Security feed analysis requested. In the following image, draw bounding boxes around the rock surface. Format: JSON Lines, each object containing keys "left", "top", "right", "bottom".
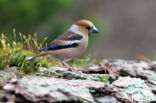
{"left": 0, "top": 59, "right": 156, "bottom": 103}
{"left": 112, "top": 76, "right": 156, "bottom": 103}
{"left": 3, "top": 77, "right": 106, "bottom": 103}
{"left": 0, "top": 66, "right": 20, "bottom": 79}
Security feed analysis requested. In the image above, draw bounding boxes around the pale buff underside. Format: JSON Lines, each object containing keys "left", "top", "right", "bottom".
{"left": 49, "top": 25, "right": 89, "bottom": 61}
{"left": 48, "top": 36, "right": 88, "bottom": 61}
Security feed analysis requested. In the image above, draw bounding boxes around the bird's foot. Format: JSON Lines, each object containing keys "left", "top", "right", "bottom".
{"left": 62, "top": 62, "right": 75, "bottom": 71}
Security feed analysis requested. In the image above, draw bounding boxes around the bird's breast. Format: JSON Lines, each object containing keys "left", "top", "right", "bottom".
{"left": 49, "top": 37, "right": 88, "bottom": 61}
{"left": 77, "top": 37, "right": 88, "bottom": 53}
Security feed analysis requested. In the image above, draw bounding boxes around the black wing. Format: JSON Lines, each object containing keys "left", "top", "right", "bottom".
{"left": 36, "top": 31, "right": 83, "bottom": 53}
{"left": 36, "top": 42, "right": 79, "bottom": 53}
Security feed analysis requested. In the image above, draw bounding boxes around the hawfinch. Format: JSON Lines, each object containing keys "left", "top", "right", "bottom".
{"left": 27, "top": 20, "right": 99, "bottom": 69}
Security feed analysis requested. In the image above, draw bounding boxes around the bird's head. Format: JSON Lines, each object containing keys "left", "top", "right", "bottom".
{"left": 69, "top": 20, "right": 99, "bottom": 35}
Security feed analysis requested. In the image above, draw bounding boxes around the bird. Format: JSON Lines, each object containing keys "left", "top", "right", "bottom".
{"left": 27, "top": 20, "right": 99, "bottom": 70}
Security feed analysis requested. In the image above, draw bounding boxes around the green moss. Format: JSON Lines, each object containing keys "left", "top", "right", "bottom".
{"left": 0, "top": 32, "right": 61, "bottom": 75}
{"left": 38, "top": 68, "right": 117, "bottom": 82}
{"left": 100, "top": 75, "right": 109, "bottom": 83}
{"left": 69, "top": 54, "right": 100, "bottom": 68}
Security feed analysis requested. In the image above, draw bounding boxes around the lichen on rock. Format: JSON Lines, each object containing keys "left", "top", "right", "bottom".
{"left": 3, "top": 76, "right": 106, "bottom": 103}
{"left": 0, "top": 59, "right": 156, "bottom": 103}
{"left": 112, "top": 76, "right": 156, "bottom": 102}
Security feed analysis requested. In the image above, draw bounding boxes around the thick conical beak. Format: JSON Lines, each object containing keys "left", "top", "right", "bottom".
{"left": 90, "top": 26, "right": 99, "bottom": 34}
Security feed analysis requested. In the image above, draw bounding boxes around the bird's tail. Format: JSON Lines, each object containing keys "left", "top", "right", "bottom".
{"left": 26, "top": 51, "right": 49, "bottom": 60}
{"left": 26, "top": 56, "right": 37, "bottom": 60}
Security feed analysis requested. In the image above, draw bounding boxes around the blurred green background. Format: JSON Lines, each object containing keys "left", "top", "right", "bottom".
{"left": 0, "top": 0, "right": 75, "bottom": 41}
{"left": 1, "top": 0, "right": 156, "bottom": 59}
{"left": 0, "top": 0, "right": 104, "bottom": 51}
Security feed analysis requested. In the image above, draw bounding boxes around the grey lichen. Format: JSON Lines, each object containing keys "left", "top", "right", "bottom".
{"left": 11, "top": 76, "right": 106, "bottom": 103}
{"left": 112, "top": 76, "right": 156, "bottom": 102}
{"left": 38, "top": 67, "right": 117, "bottom": 83}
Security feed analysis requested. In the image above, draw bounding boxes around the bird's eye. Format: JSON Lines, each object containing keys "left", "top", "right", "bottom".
{"left": 86, "top": 26, "right": 93, "bottom": 30}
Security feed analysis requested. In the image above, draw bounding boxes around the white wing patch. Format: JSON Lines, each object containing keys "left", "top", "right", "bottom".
{"left": 66, "top": 40, "right": 80, "bottom": 45}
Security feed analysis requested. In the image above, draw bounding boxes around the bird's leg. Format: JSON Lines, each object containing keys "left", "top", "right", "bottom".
{"left": 62, "top": 61, "right": 74, "bottom": 71}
